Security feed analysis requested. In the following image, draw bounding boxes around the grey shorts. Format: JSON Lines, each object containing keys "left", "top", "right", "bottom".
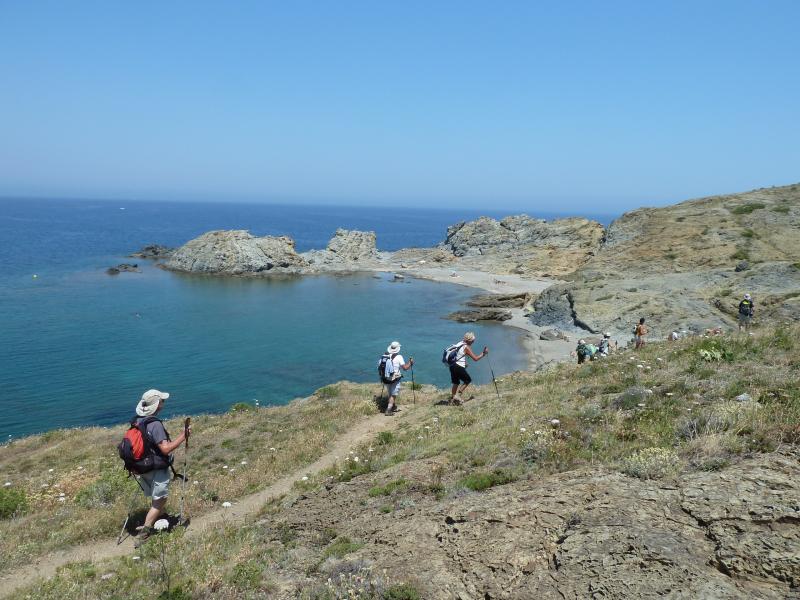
{"left": 387, "top": 379, "right": 401, "bottom": 397}
{"left": 738, "top": 313, "right": 752, "bottom": 324}
{"left": 137, "top": 468, "right": 171, "bottom": 500}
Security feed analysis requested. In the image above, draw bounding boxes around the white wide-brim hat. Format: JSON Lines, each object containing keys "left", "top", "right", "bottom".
{"left": 136, "top": 389, "right": 170, "bottom": 417}
{"left": 386, "top": 341, "right": 401, "bottom": 354}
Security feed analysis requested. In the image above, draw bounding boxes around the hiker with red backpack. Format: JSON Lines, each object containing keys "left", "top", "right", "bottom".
{"left": 119, "top": 389, "right": 191, "bottom": 547}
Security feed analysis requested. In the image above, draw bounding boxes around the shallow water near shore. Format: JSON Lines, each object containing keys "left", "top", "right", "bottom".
{"left": 0, "top": 199, "right": 618, "bottom": 438}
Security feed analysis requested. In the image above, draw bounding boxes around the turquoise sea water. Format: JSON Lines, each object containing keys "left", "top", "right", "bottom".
{"left": 0, "top": 199, "right": 613, "bottom": 438}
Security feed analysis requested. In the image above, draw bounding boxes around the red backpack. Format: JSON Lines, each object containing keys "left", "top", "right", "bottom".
{"left": 117, "top": 416, "right": 170, "bottom": 474}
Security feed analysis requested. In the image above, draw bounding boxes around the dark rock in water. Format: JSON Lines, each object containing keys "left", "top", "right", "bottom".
{"left": 106, "top": 263, "right": 141, "bottom": 275}
{"left": 735, "top": 260, "right": 750, "bottom": 272}
{"left": 447, "top": 308, "right": 512, "bottom": 322}
{"left": 467, "top": 292, "right": 531, "bottom": 309}
{"left": 130, "top": 244, "right": 175, "bottom": 259}
{"left": 393, "top": 274, "right": 405, "bottom": 280}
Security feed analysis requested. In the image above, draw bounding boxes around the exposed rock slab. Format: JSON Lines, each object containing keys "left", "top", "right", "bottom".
{"left": 268, "top": 451, "right": 799, "bottom": 599}
{"left": 302, "top": 229, "right": 379, "bottom": 270}
{"left": 447, "top": 308, "right": 512, "bottom": 322}
{"left": 129, "top": 244, "right": 174, "bottom": 259}
{"left": 165, "top": 230, "right": 308, "bottom": 275}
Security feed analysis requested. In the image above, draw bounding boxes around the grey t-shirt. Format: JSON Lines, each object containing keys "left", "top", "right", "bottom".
{"left": 135, "top": 417, "right": 169, "bottom": 451}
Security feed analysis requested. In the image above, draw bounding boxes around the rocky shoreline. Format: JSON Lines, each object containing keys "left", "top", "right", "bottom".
{"left": 132, "top": 183, "right": 800, "bottom": 368}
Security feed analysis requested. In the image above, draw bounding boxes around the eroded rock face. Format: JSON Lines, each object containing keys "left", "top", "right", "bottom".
{"left": 440, "top": 215, "right": 605, "bottom": 276}
{"left": 165, "top": 230, "right": 308, "bottom": 275}
{"left": 303, "top": 229, "right": 379, "bottom": 269}
{"left": 446, "top": 308, "right": 512, "bottom": 322}
{"left": 266, "top": 451, "right": 799, "bottom": 599}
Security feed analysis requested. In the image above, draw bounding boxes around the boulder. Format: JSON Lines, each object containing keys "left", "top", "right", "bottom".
{"left": 130, "top": 244, "right": 174, "bottom": 259}
{"left": 302, "top": 229, "right": 379, "bottom": 270}
{"left": 466, "top": 292, "right": 530, "bottom": 309}
{"left": 165, "top": 230, "right": 308, "bottom": 275}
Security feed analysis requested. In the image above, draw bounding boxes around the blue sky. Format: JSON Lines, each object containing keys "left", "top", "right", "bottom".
{"left": 0, "top": 1, "right": 798, "bottom": 212}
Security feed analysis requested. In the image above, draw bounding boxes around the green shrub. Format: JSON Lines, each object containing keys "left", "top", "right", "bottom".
{"left": 376, "top": 431, "right": 395, "bottom": 446}
{"left": 384, "top": 584, "right": 422, "bottom": 600}
{"left": 696, "top": 339, "right": 734, "bottom": 362}
{"left": 74, "top": 467, "right": 130, "bottom": 508}
{"left": 741, "top": 228, "right": 755, "bottom": 238}
{"left": 730, "top": 203, "right": 765, "bottom": 215}
{"left": 368, "top": 478, "right": 407, "bottom": 497}
{"left": 316, "top": 385, "right": 340, "bottom": 399}
{"left": 460, "top": 469, "right": 517, "bottom": 491}
{"left": 321, "top": 536, "right": 363, "bottom": 560}
{"left": 621, "top": 447, "right": 680, "bottom": 479}
{"left": 730, "top": 248, "right": 750, "bottom": 261}
{"left": 0, "top": 486, "right": 28, "bottom": 519}
{"left": 772, "top": 206, "right": 790, "bottom": 214}
{"left": 408, "top": 382, "right": 423, "bottom": 391}
{"left": 227, "top": 559, "right": 263, "bottom": 590}
{"left": 229, "top": 402, "right": 254, "bottom": 412}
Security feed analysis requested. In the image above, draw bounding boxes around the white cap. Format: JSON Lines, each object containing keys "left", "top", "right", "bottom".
{"left": 744, "top": 293, "right": 751, "bottom": 300}
{"left": 386, "top": 341, "right": 401, "bottom": 354}
{"left": 136, "top": 389, "right": 170, "bottom": 417}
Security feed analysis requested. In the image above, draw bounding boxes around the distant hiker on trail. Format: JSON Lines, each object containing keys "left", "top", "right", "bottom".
{"left": 126, "top": 389, "right": 191, "bottom": 547}
{"left": 634, "top": 318, "right": 648, "bottom": 350}
{"left": 574, "top": 339, "right": 590, "bottom": 364}
{"left": 738, "top": 293, "right": 755, "bottom": 332}
{"left": 598, "top": 333, "right": 614, "bottom": 357}
{"left": 378, "top": 341, "right": 414, "bottom": 416}
{"left": 443, "top": 332, "right": 488, "bottom": 405}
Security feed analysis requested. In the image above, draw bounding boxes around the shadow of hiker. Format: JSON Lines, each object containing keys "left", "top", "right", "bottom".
{"left": 122, "top": 509, "right": 189, "bottom": 538}
{"left": 373, "top": 393, "right": 389, "bottom": 413}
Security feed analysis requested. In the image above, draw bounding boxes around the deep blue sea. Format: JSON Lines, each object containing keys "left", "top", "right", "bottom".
{"left": 0, "top": 199, "right": 613, "bottom": 438}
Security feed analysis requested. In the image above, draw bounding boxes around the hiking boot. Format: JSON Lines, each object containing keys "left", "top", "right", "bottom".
{"left": 384, "top": 410, "right": 394, "bottom": 416}
{"left": 391, "top": 405, "right": 400, "bottom": 412}
{"left": 134, "top": 525, "right": 153, "bottom": 548}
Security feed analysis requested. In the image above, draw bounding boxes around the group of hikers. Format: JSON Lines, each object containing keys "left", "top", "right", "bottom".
{"left": 122, "top": 293, "right": 757, "bottom": 548}
{"left": 377, "top": 331, "right": 489, "bottom": 415}
{"left": 573, "top": 293, "right": 755, "bottom": 364}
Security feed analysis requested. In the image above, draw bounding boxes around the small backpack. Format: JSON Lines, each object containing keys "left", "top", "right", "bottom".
{"left": 117, "top": 416, "right": 171, "bottom": 474}
{"left": 378, "top": 353, "right": 400, "bottom": 384}
{"left": 442, "top": 342, "right": 465, "bottom": 366}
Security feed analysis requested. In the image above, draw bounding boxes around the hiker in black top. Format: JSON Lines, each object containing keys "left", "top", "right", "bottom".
{"left": 738, "top": 293, "right": 754, "bottom": 332}
{"left": 132, "top": 389, "right": 190, "bottom": 547}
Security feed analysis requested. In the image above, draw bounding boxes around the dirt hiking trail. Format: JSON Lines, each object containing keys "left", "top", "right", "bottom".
{"left": 0, "top": 413, "right": 398, "bottom": 599}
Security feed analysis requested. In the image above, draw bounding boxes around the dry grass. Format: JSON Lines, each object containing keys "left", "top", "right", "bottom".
{"left": 0, "top": 382, "right": 376, "bottom": 573}
{"left": 6, "top": 324, "right": 800, "bottom": 599}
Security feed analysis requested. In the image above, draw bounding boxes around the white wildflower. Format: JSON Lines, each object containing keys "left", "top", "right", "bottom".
{"left": 3, "top": 482, "right": 10, "bottom": 487}
{"left": 666, "top": 393, "right": 674, "bottom": 397}
{"left": 301, "top": 476, "right": 309, "bottom": 481}
{"left": 48, "top": 468, "right": 54, "bottom": 473}
{"left": 656, "top": 358, "right": 663, "bottom": 362}
{"left": 646, "top": 366, "right": 652, "bottom": 370}
{"left": 424, "top": 426, "right": 431, "bottom": 430}
{"left": 132, "top": 556, "right": 141, "bottom": 561}
{"left": 534, "top": 430, "right": 543, "bottom": 435}
{"left": 41, "top": 483, "right": 49, "bottom": 488}
{"left": 240, "top": 461, "right": 247, "bottom": 465}
{"left": 354, "top": 457, "right": 359, "bottom": 463}
{"left": 223, "top": 465, "right": 228, "bottom": 470}
{"left": 153, "top": 519, "right": 169, "bottom": 531}
{"left": 222, "top": 501, "right": 232, "bottom": 508}
{"left": 636, "top": 364, "right": 644, "bottom": 369}
{"left": 368, "top": 447, "right": 374, "bottom": 453}
{"left": 520, "top": 427, "right": 527, "bottom": 432}
{"left": 57, "top": 497, "right": 65, "bottom": 502}
{"left": 270, "top": 447, "right": 276, "bottom": 451}
{"left": 550, "top": 419, "right": 560, "bottom": 426}
{"left": 637, "top": 403, "right": 646, "bottom": 408}
{"left": 193, "top": 480, "right": 199, "bottom": 485}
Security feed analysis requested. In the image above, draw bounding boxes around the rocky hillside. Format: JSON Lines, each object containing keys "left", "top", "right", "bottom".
{"left": 531, "top": 183, "right": 800, "bottom": 338}
{"left": 4, "top": 325, "right": 799, "bottom": 599}
{"left": 440, "top": 215, "right": 604, "bottom": 277}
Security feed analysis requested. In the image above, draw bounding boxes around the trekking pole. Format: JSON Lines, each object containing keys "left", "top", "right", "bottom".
{"left": 487, "top": 355, "right": 501, "bottom": 401}
{"left": 410, "top": 362, "right": 416, "bottom": 405}
{"left": 179, "top": 417, "right": 190, "bottom": 523}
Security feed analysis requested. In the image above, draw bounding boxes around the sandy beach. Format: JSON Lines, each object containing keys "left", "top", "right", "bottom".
{"left": 386, "top": 264, "right": 577, "bottom": 370}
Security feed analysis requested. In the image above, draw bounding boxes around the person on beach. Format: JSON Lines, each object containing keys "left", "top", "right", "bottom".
{"left": 574, "top": 339, "right": 590, "bottom": 364}
{"left": 381, "top": 341, "right": 414, "bottom": 416}
{"left": 634, "top": 318, "right": 648, "bottom": 350}
{"left": 445, "top": 332, "right": 488, "bottom": 404}
{"left": 131, "top": 389, "right": 191, "bottom": 547}
{"left": 738, "top": 293, "right": 755, "bottom": 332}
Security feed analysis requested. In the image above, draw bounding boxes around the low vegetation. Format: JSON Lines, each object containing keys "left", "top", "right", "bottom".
{"left": 5, "top": 324, "right": 799, "bottom": 598}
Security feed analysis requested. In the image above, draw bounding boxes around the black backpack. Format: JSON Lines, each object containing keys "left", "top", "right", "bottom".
{"left": 378, "top": 353, "right": 400, "bottom": 384}
{"left": 442, "top": 342, "right": 464, "bottom": 366}
{"left": 117, "top": 416, "right": 172, "bottom": 475}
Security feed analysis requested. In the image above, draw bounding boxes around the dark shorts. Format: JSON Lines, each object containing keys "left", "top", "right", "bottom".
{"left": 449, "top": 364, "right": 471, "bottom": 385}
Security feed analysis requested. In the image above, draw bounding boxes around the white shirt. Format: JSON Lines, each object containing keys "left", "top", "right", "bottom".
{"left": 391, "top": 354, "right": 405, "bottom": 374}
